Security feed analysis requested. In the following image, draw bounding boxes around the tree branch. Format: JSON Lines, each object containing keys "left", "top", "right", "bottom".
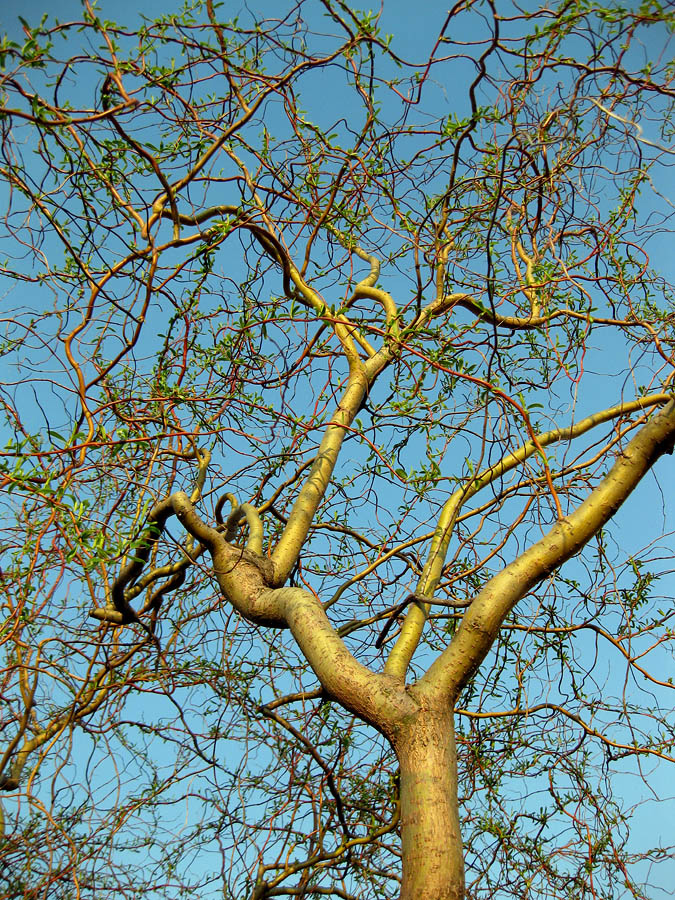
{"left": 420, "top": 399, "right": 675, "bottom": 702}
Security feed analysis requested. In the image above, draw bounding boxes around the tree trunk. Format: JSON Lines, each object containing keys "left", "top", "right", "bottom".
{"left": 394, "top": 709, "right": 465, "bottom": 900}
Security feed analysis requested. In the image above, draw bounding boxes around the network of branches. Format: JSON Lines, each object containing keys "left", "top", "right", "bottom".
{"left": 0, "top": 1, "right": 674, "bottom": 898}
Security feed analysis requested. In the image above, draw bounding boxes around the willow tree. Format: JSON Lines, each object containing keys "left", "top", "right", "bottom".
{"left": 1, "top": 1, "right": 674, "bottom": 898}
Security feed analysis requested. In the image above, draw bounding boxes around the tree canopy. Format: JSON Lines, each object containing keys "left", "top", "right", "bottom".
{"left": 1, "top": 1, "right": 675, "bottom": 898}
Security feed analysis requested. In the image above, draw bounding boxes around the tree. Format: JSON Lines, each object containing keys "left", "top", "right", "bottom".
{"left": 1, "top": 0, "right": 674, "bottom": 897}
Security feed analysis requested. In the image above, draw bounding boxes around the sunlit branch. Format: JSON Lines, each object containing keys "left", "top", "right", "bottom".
{"left": 385, "top": 392, "right": 673, "bottom": 678}
{"left": 220, "top": 493, "right": 264, "bottom": 555}
{"left": 421, "top": 399, "right": 675, "bottom": 702}
{"left": 169, "top": 494, "right": 417, "bottom": 729}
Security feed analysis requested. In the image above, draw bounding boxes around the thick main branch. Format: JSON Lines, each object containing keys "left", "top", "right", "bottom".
{"left": 421, "top": 399, "right": 675, "bottom": 703}
{"left": 170, "top": 493, "right": 415, "bottom": 730}
{"left": 385, "top": 392, "right": 672, "bottom": 678}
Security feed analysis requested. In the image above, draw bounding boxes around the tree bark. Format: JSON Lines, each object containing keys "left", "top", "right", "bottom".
{"left": 393, "top": 708, "right": 465, "bottom": 900}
